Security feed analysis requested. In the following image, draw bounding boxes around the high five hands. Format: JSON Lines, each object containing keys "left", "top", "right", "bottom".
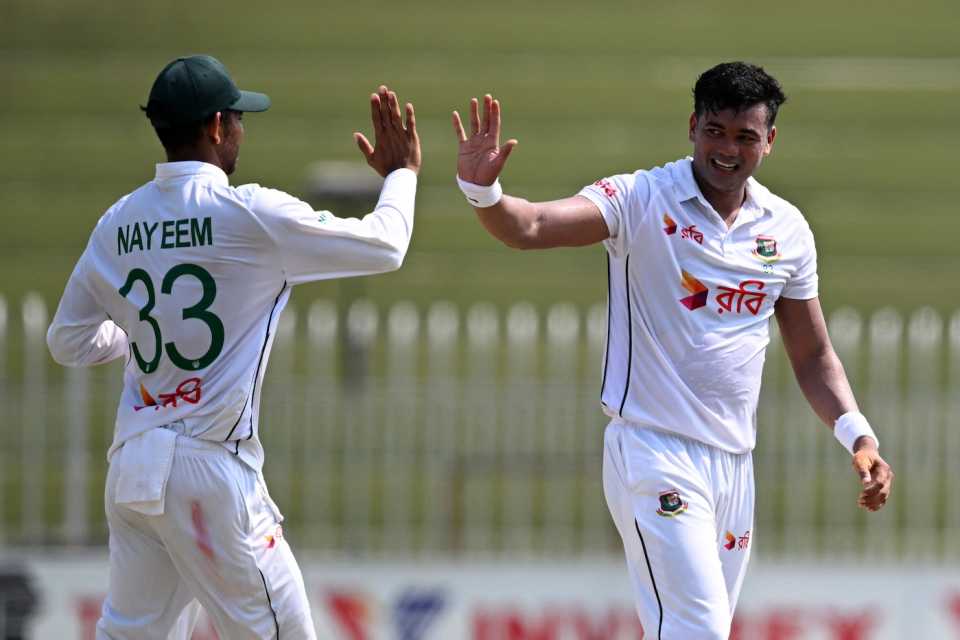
{"left": 453, "top": 94, "right": 518, "bottom": 186}
{"left": 355, "top": 85, "right": 421, "bottom": 177}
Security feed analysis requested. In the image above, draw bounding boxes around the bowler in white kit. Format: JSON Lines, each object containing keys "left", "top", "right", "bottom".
{"left": 47, "top": 55, "right": 421, "bottom": 639}
{"left": 451, "top": 62, "right": 894, "bottom": 638}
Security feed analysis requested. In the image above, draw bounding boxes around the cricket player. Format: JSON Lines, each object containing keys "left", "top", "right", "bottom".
{"left": 452, "top": 62, "right": 893, "bottom": 638}
{"left": 47, "top": 55, "right": 421, "bottom": 639}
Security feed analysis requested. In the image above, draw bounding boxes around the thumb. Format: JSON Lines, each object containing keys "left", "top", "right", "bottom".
{"left": 853, "top": 454, "right": 873, "bottom": 485}
{"left": 497, "top": 139, "right": 518, "bottom": 168}
{"left": 354, "top": 132, "right": 375, "bottom": 160}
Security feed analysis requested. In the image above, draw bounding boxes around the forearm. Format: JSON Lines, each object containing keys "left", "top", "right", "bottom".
{"left": 47, "top": 318, "right": 127, "bottom": 367}
{"left": 791, "top": 347, "right": 859, "bottom": 427}
{"left": 473, "top": 194, "right": 540, "bottom": 249}
{"left": 358, "top": 167, "right": 418, "bottom": 263}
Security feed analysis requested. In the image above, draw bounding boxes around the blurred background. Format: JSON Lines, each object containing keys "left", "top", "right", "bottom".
{"left": 2, "top": 0, "right": 959, "bottom": 637}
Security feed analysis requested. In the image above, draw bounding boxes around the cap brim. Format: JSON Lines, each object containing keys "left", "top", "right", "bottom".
{"left": 230, "top": 90, "right": 271, "bottom": 113}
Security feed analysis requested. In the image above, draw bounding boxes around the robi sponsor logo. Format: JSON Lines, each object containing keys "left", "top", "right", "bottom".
{"left": 678, "top": 272, "right": 769, "bottom": 316}
{"left": 134, "top": 377, "right": 203, "bottom": 411}
{"left": 679, "top": 271, "right": 708, "bottom": 310}
{"left": 663, "top": 213, "right": 678, "bottom": 235}
{"left": 716, "top": 280, "right": 767, "bottom": 316}
{"left": 679, "top": 224, "right": 704, "bottom": 245}
{"left": 723, "top": 530, "right": 751, "bottom": 551}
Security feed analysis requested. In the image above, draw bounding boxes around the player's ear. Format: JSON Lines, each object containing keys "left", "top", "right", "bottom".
{"left": 207, "top": 112, "right": 224, "bottom": 145}
{"left": 764, "top": 125, "right": 777, "bottom": 156}
{"left": 688, "top": 112, "right": 697, "bottom": 142}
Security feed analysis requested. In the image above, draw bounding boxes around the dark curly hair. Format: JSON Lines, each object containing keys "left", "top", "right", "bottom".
{"left": 693, "top": 62, "right": 787, "bottom": 128}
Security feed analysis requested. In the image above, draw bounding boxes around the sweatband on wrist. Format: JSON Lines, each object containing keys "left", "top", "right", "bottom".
{"left": 834, "top": 411, "right": 878, "bottom": 454}
{"left": 457, "top": 176, "right": 503, "bottom": 208}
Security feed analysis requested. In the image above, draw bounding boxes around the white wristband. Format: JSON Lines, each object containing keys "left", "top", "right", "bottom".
{"left": 834, "top": 411, "right": 878, "bottom": 455}
{"left": 457, "top": 176, "right": 503, "bottom": 208}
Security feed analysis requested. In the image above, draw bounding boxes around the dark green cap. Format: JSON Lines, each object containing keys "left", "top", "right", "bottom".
{"left": 143, "top": 55, "right": 270, "bottom": 128}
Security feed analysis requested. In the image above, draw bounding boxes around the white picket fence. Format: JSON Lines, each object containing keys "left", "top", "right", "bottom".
{"left": 1, "top": 293, "right": 958, "bottom": 562}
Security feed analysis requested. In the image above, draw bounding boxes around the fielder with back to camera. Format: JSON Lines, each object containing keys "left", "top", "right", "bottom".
{"left": 452, "top": 61, "right": 894, "bottom": 639}
{"left": 47, "top": 55, "right": 421, "bottom": 639}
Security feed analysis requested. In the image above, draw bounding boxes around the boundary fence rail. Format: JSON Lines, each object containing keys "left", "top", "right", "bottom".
{"left": 1, "top": 293, "right": 957, "bottom": 561}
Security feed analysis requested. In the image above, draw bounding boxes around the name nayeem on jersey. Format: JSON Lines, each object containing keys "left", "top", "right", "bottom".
{"left": 117, "top": 216, "right": 213, "bottom": 256}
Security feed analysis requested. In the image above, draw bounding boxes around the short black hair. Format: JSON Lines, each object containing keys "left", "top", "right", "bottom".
{"left": 693, "top": 62, "right": 787, "bottom": 128}
{"left": 150, "top": 110, "right": 239, "bottom": 153}
{"left": 153, "top": 118, "right": 209, "bottom": 153}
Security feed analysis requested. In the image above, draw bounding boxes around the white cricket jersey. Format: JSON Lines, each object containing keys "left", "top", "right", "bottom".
{"left": 48, "top": 161, "right": 417, "bottom": 471}
{"left": 579, "top": 157, "right": 818, "bottom": 453}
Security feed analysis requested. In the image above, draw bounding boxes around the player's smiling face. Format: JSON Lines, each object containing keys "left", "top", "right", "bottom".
{"left": 688, "top": 104, "right": 775, "bottom": 196}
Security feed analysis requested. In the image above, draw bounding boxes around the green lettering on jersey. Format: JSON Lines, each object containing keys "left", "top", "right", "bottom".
{"left": 190, "top": 217, "right": 213, "bottom": 247}
{"left": 161, "top": 220, "right": 175, "bottom": 248}
{"left": 117, "top": 224, "right": 130, "bottom": 256}
{"left": 129, "top": 223, "right": 144, "bottom": 252}
{"left": 175, "top": 219, "right": 190, "bottom": 247}
{"left": 144, "top": 221, "right": 159, "bottom": 250}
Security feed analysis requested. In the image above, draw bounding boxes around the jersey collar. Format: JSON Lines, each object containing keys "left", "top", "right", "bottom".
{"left": 154, "top": 161, "right": 229, "bottom": 186}
{"left": 672, "top": 157, "right": 771, "bottom": 226}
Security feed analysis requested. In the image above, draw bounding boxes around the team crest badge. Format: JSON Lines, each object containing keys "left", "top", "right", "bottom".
{"left": 752, "top": 235, "right": 782, "bottom": 263}
{"left": 656, "top": 490, "right": 688, "bottom": 517}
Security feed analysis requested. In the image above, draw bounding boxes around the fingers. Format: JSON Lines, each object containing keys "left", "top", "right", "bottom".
{"left": 859, "top": 487, "right": 889, "bottom": 511}
{"left": 452, "top": 111, "right": 467, "bottom": 143}
{"left": 852, "top": 454, "right": 873, "bottom": 485}
{"left": 469, "top": 98, "right": 480, "bottom": 136}
{"left": 387, "top": 89, "right": 404, "bottom": 132}
{"left": 482, "top": 94, "right": 493, "bottom": 135}
{"left": 405, "top": 102, "right": 418, "bottom": 140}
{"left": 369, "top": 92, "right": 384, "bottom": 138}
{"left": 354, "top": 132, "right": 375, "bottom": 161}
{"left": 489, "top": 97, "right": 502, "bottom": 143}
{"left": 378, "top": 85, "right": 393, "bottom": 134}
{"left": 855, "top": 455, "right": 894, "bottom": 512}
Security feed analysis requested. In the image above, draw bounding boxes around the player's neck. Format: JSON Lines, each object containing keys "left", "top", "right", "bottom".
{"left": 692, "top": 171, "right": 747, "bottom": 228}
{"left": 165, "top": 146, "right": 224, "bottom": 171}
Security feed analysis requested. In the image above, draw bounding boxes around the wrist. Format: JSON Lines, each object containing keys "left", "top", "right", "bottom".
{"left": 457, "top": 175, "right": 503, "bottom": 208}
{"left": 834, "top": 411, "right": 879, "bottom": 455}
{"left": 852, "top": 435, "right": 878, "bottom": 453}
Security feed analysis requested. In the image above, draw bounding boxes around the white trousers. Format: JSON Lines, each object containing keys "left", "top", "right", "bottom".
{"left": 97, "top": 435, "right": 316, "bottom": 640}
{"left": 603, "top": 420, "right": 754, "bottom": 640}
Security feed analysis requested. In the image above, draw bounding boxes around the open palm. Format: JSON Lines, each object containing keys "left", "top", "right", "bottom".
{"left": 453, "top": 94, "right": 517, "bottom": 186}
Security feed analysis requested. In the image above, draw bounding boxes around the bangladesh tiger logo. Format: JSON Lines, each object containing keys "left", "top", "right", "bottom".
{"left": 752, "top": 235, "right": 782, "bottom": 263}
{"left": 656, "top": 490, "right": 688, "bottom": 517}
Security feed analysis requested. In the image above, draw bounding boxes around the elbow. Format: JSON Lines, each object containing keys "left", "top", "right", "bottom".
{"left": 499, "top": 226, "right": 540, "bottom": 251}
{"left": 499, "top": 211, "right": 544, "bottom": 250}
{"left": 46, "top": 325, "right": 78, "bottom": 367}
{"left": 378, "top": 244, "right": 408, "bottom": 272}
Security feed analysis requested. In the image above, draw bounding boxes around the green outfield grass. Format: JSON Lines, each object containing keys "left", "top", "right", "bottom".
{"left": 1, "top": 0, "right": 959, "bottom": 552}
{"left": 3, "top": 0, "right": 960, "bottom": 316}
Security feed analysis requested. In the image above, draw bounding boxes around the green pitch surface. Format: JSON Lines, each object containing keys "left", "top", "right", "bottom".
{"left": 3, "top": 0, "right": 960, "bottom": 314}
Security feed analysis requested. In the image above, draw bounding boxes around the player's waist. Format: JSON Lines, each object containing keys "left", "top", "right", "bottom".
{"left": 158, "top": 420, "right": 232, "bottom": 454}
{"left": 602, "top": 406, "right": 754, "bottom": 455}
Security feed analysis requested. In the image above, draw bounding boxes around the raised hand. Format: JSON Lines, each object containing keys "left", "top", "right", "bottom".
{"left": 453, "top": 94, "right": 518, "bottom": 186}
{"left": 355, "top": 85, "right": 421, "bottom": 177}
